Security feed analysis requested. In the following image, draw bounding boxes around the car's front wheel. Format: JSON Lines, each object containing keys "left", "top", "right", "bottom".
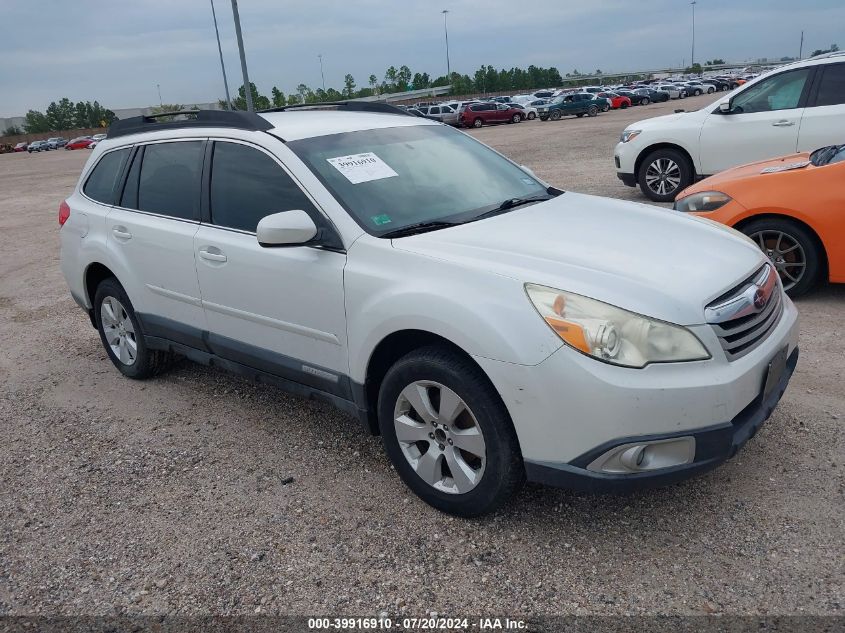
{"left": 601, "top": 104, "right": 610, "bottom": 112}
{"left": 637, "top": 148, "right": 692, "bottom": 202}
{"left": 511, "top": 113, "right": 522, "bottom": 123}
{"left": 378, "top": 346, "right": 524, "bottom": 517}
{"left": 94, "top": 278, "right": 172, "bottom": 379}
{"left": 587, "top": 105, "right": 599, "bottom": 117}
{"left": 473, "top": 118, "right": 483, "bottom": 128}
{"left": 641, "top": 97, "right": 650, "bottom": 105}
{"left": 550, "top": 110, "right": 561, "bottom": 121}
{"left": 527, "top": 112, "right": 536, "bottom": 120}
{"left": 741, "top": 218, "right": 821, "bottom": 297}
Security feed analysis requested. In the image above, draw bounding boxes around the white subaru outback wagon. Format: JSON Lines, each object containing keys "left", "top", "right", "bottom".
{"left": 60, "top": 104, "right": 799, "bottom": 516}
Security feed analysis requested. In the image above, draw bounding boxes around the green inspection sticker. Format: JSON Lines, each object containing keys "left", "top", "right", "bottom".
{"left": 371, "top": 214, "right": 392, "bottom": 226}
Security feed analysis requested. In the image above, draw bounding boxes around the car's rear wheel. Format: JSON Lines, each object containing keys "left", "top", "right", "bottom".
{"left": 576, "top": 113, "right": 584, "bottom": 118}
{"left": 94, "top": 278, "right": 172, "bottom": 379}
{"left": 602, "top": 104, "right": 610, "bottom": 112}
{"left": 527, "top": 112, "right": 536, "bottom": 120}
{"left": 588, "top": 105, "right": 599, "bottom": 117}
{"left": 741, "top": 219, "right": 821, "bottom": 297}
{"left": 550, "top": 110, "right": 561, "bottom": 121}
{"left": 511, "top": 113, "right": 522, "bottom": 123}
{"left": 620, "top": 101, "right": 628, "bottom": 109}
{"left": 473, "top": 118, "right": 483, "bottom": 128}
{"left": 637, "top": 148, "right": 692, "bottom": 202}
{"left": 679, "top": 91, "right": 687, "bottom": 99}
{"left": 378, "top": 345, "right": 524, "bottom": 517}
{"left": 641, "top": 97, "right": 650, "bottom": 105}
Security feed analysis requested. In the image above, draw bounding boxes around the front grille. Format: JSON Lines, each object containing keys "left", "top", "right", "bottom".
{"left": 706, "top": 265, "right": 783, "bottom": 361}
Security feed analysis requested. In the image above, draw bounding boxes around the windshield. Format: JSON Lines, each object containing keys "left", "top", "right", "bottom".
{"left": 287, "top": 124, "right": 549, "bottom": 236}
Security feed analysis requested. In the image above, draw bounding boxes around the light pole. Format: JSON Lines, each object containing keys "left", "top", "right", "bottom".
{"left": 230, "top": 0, "right": 254, "bottom": 111}
{"left": 690, "top": 1, "right": 697, "bottom": 72}
{"left": 442, "top": 10, "right": 451, "bottom": 79}
{"left": 156, "top": 84, "right": 163, "bottom": 107}
{"left": 210, "top": 0, "right": 232, "bottom": 109}
{"left": 318, "top": 54, "right": 326, "bottom": 91}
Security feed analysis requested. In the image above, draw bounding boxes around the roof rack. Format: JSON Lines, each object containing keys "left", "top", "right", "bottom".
{"left": 108, "top": 109, "right": 274, "bottom": 139}
{"left": 258, "top": 101, "right": 413, "bottom": 117}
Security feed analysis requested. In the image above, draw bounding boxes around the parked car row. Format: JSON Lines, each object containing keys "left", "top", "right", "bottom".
{"left": 8, "top": 134, "right": 107, "bottom": 154}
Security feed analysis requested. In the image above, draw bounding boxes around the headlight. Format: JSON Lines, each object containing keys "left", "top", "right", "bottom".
{"left": 525, "top": 284, "right": 710, "bottom": 368}
{"left": 620, "top": 129, "right": 642, "bottom": 143}
{"left": 674, "top": 191, "right": 732, "bottom": 212}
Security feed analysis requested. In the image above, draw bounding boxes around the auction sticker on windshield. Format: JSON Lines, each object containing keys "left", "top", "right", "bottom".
{"left": 327, "top": 152, "right": 398, "bottom": 184}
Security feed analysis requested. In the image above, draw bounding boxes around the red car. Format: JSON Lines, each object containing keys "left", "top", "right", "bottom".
{"left": 65, "top": 137, "right": 94, "bottom": 150}
{"left": 459, "top": 102, "right": 525, "bottom": 128}
{"left": 13, "top": 142, "right": 28, "bottom": 152}
{"left": 598, "top": 92, "right": 632, "bottom": 109}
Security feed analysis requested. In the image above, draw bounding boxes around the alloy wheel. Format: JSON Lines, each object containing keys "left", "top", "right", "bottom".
{"left": 750, "top": 230, "right": 806, "bottom": 291}
{"left": 100, "top": 296, "right": 137, "bottom": 365}
{"left": 393, "top": 381, "right": 486, "bottom": 495}
{"left": 644, "top": 158, "right": 681, "bottom": 196}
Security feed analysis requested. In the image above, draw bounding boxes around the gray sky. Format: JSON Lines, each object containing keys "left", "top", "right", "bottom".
{"left": 1, "top": 0, "right": 841, "bottom": 117}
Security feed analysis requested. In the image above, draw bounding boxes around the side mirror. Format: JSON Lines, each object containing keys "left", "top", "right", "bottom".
{"left": 256, "top": 210, "right": 317, "bottom": 247}
{"left": 718, "top": 102, "right": 732, "bottom": 114}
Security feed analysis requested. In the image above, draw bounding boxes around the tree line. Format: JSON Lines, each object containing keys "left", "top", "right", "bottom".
{"left": 10, "top": 98, "right": 117, "bottom": 134}
{"left": 222, "top": 64, "right": 566, "bottom": 109}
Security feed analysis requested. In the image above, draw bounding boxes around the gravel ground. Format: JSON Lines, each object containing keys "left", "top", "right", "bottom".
{"left": 0, "top": 94, "right": 842, "bottom": 622}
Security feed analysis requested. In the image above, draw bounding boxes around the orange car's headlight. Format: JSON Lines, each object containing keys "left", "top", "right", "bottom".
{"left": 674, "top": 191, "right": 732, "bottom": 213}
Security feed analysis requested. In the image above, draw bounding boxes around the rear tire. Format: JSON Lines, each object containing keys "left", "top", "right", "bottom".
{"left": 527, "top": 112, "right": 536, "bottom": 120}
{"left": 641, "top": 97, "right": 650, "bottom": 105}
{"left": 587, "top": 105, "right": 599, "bottom": 117}
{"left": 637, "top": 147, "right": 693, "bottom": 202}
{"left": 740, "top": 218, "right": 821, "bottom": 297}
{"left": 576, "top": 113, "right": 584, "bottom": 118}
{"left": 473, "top": 118, "right": 483, "bottom": 128}
{"left": 94, "top": 278, "right": 172, "bottom": 379}
{"left": 620, "top": 101, "right": 628, "bottom": 109}
{"left": 377, "top": 345, "right": 524, "bottom": 517}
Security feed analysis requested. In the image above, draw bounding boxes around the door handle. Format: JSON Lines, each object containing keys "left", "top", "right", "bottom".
{"left": 772, "top": 120, "right": 795, "bottom": 127}
{"left": 112, "top": 226, "right": 132, "bottom": 240}
{"left": 198, "top": 248, "right": 227, "bottom": 263}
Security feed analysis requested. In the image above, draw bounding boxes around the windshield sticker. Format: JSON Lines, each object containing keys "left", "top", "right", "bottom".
{"left": 760, "top": 161, "right": 810, "bottom": 174}
{"left": 371, "top": 214, "right": 392, "bottom": 226}
{"left": 521, "top": 177, "right": 537, "bottom": 186}
{"left": 327, "top": 152, "right": 399, "bottom": 184}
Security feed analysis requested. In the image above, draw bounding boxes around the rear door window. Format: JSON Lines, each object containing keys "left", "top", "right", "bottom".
{"left": 83, "top": 148, "right": 131, "bottom": 205}
{"left": 137, "top": 141, "right": 204, "bottom": 220}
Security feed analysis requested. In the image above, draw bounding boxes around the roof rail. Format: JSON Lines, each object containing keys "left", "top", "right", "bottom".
{"left": 108, "top": 109, "right": 273, "bottom": 139}
{"left": 807, "top": 50, "right": 845, "bottom": 60}
{"left": 258, "top": 101, "right": 413, "bottom": 117}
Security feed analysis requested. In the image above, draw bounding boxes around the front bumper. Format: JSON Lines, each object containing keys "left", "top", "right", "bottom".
{"left": 524, "top": 347, "right": 798, "bottom": 492}
{"left": 616, "top": 171, "right": 636, "bottom": 186}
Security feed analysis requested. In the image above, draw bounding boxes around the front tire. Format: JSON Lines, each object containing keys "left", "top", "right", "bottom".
{"left": 741, "top": 218, "right": 821, "bottom": 297}
{"left": 94, "top": 278, "right": 171, "bottom": 379}
{"left": 378, "top": 346, "right": 524, "bottom": 517}
{"left": 587, "top": 105, "right": 599, "bottom": 117}
{"left": 527, "top": 112, "right": 536, "bottom": 120}
{"left": 641, "top": 97, "right": 650, "bottom": 105}
{"left": 637, "top": 148, "right": 692, "bottom": 202}
{"left": 620, "top": 101, "right": 628, "bottom": 109}
{"left": 511, "top": 113, "right": 522, "bottom": 123}
{"left": 550, "top": 110, "right": 561, "bottom": 121}
{"left": 473, "top": 118, "right": 483, "bottom": 128}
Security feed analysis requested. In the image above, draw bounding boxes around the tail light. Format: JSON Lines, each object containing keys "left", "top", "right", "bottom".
{"left": 58, "top": 200, "right": 70, "bottom": 226}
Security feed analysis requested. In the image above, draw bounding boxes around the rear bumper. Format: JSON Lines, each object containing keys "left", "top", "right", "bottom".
{"left": 525, "top": 347, "right": 798, "bottom": 493}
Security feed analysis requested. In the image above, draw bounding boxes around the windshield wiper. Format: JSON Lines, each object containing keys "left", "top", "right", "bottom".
{"left": 473, "top": 194, "right": 554, "bottom": 221}
{"left": 381, "top": 220, "right": 459, "bottom": 239}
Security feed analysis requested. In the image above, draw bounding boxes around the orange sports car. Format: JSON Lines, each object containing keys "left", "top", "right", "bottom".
{"left": 674, "top": 144, "right": 844, "bottom": 297}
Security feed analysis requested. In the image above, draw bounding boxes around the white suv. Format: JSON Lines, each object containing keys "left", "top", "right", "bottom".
{"left": 616, "top": 52, "right": 845, "bottom": 201}
{"left": 60, "top": 104, "right": 799, "bottom": 516}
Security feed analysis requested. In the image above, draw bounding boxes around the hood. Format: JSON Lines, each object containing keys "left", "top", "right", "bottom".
{"left": 392, "top": 192, "right": 766, "bottom": 326}
{"left": 679, "top": 152, "right": 812, "bottom": 197}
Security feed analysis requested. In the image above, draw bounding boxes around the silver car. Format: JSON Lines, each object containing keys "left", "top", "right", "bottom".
{"left": 422, "top": 104, "right": 459, "bottom": 126}
{"left": 655, "top": 84, "right": 688, "bottom": 99}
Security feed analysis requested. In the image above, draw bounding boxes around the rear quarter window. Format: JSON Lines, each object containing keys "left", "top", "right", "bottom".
{"left": 83, "top": 148, "right": 131, "bottom": 205}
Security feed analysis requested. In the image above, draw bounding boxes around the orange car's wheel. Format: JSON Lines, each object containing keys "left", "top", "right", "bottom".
{"left": 741, "top": 218, "right": 821, "bottom": 297}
